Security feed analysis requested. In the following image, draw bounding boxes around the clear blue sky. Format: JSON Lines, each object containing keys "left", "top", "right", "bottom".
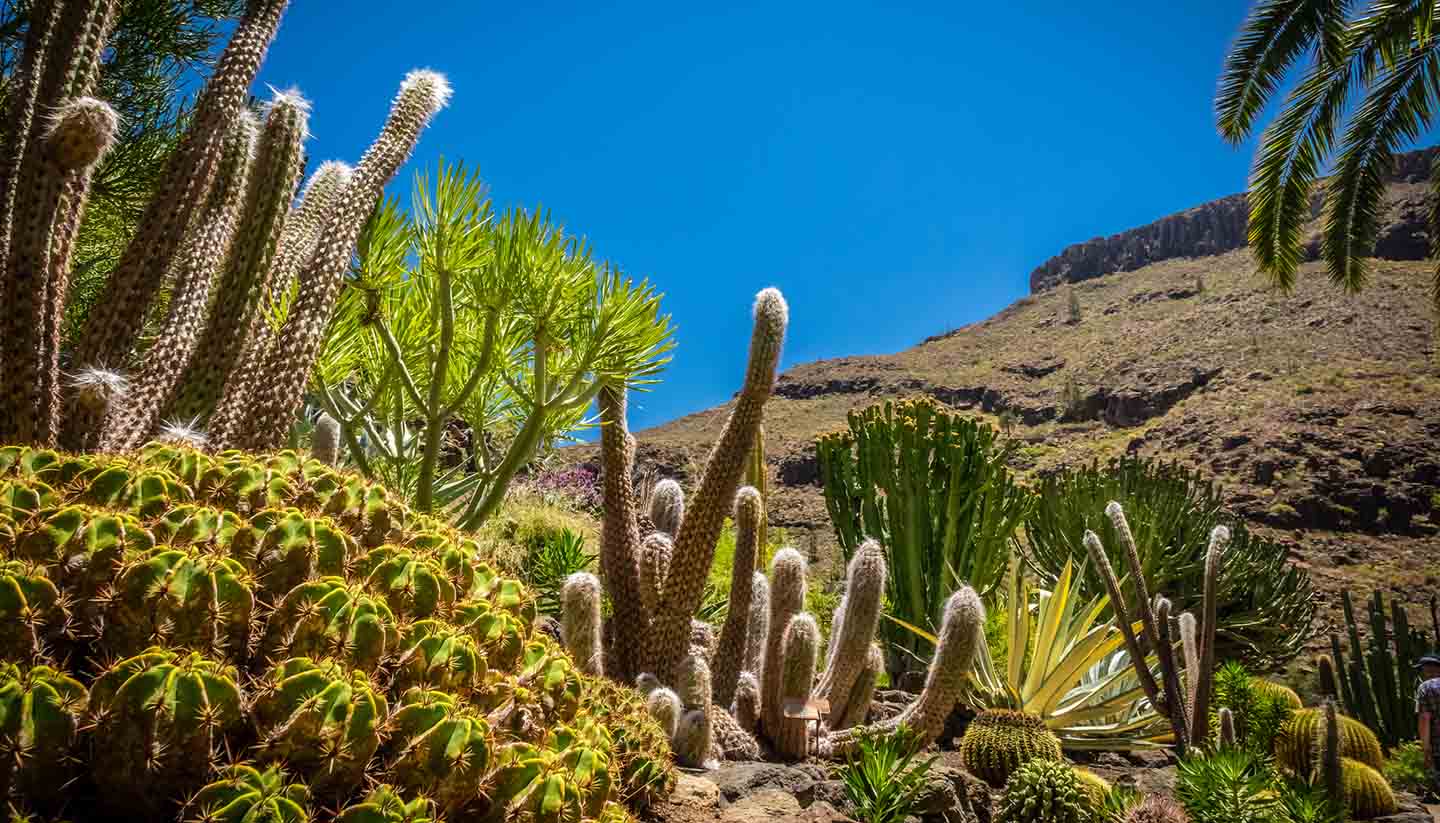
{"left": 254, "top": 1, "right": 1431, "bottom": 434}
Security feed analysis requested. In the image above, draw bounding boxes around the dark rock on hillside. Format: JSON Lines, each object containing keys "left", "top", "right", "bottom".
{"left": 1028, "top": 146, "right": 1440, "bottom": 293}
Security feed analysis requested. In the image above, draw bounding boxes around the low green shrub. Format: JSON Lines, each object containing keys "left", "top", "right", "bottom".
{"left": 1383, "top": 740, "right": 1429, "bottom": 796}
{"left": 838, "top": 725, "right": 938, "bottom": 823}
{"left": 1175, "top": 748, "right": 1278, "bottom": 823}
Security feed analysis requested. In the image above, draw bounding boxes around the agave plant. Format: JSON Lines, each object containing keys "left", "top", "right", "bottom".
{"left": 964, "top": 558, "right": 1168, "bottom": 750}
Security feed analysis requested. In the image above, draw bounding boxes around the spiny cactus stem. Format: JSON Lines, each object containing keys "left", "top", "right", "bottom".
{"left": 818, "top": 540, "right": 886, "bottom": 722}
{"left": 1105, "top": 501, "right": 1164, "bottom": 655}
{"left": 1188, "top": 525, "right": 1228, "bottom": 746}
{"left": 711, "top": 486, "right": 761, "bottom": 708}
{"left": 1320, "top": 699, "right": 1343, "bottom": 808}
{"left": 649, "top": 288, "right": 788, "bottom": 680}
{"left": 1153, "top": 597, "right": 1190, "bottom": 755}
{"left": 1082, "top": 529, "right": 1163, "bottom": 713}
{"left": 760, "top": 548, "right": 806, "bottom": 737}
{"left": 594, "top": 383, "right": 644, "bottom": 683}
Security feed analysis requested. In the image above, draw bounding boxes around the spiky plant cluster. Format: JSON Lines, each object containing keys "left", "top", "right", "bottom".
{"left": 1085, "top": 501, "right": 1230, "bottom": 755}
{"left": 995, "top": 758, "right": 1095, "bottom": 823}
{"left": 0, "top": 0, "right": 448, "bottom": 455}
{"left": 0, "top": 443, "right": 673, "bottom": 821}
{"left": 958, "top": 709, "right": 1064, "bottom": 788}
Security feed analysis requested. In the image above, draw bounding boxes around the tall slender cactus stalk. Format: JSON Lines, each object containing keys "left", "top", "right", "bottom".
{"left": 215, "top": 70, "right": 451, "bottom": 451}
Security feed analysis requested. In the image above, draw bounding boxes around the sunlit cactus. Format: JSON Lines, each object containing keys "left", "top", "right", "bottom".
{"left": 712, "top": 486, "right": 761, "bottom": 707}
{"left": 649, "top": 478, "right": 684, "bottom": 538}
{"left": 561, "top": 571, "right": 605, "bottom": 676}
{"left": 223, "top": 69, "right": 452, "bottom": 451}
{"left": 760, "top": 547, "right": 806, "bottom": 736}
{"left": 638, "top": 532, "right": 672, "bottom": 615}
{"left": 645, "top": 686, "right": 682, "bottom": 739}
{"left": 743, "top": 571, "right": 769, "bottom": 677}
{"left": 775, "top": 612, "right": 819, "bottom": 760}
{"left": 96, "top": 108, "right": 261, "bottom": 452}
{"left": 817, "top": 539, "right": 885, "bottom": 723}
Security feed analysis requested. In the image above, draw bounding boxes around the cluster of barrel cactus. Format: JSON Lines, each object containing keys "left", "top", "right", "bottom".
{"left": 0, "top": 443, "right": 672, "bottom": 821}
{"left": 995, "top": 759, "right": 1094, "bottom": 823}
{"left": 0, "top": 0, "right": 448, "bottom": 455}
{"left": 959, "top": 709, "right": 1064, "bottom": 788}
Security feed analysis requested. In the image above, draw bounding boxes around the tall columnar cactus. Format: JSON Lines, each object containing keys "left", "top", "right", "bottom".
{"left": 743, "top": 571, "right": 769, "bottom": 678}
{"left": 834, "top": 643, "right": 883, "bottom": 730}
{"left": 1085, "top": 502, "right": 1229, "bottom": 756}
{"left": 91, "top": 107, "right": 260, "bottom": 450}
{"left": 0, "top": 662, "right": 87, "bottom": 807}
{"left": 0, "top": 0, "right": 121, "bottom": 446}
{"left": 87, "top": 648, "right": 244, "bottom": 816}
{"left": 596, "top": 288, "right": 787, "bottom": 683}
{"left": 1328, "top": 589, "right": 1429, "bottom": 747}
{"left": 816, "top": 539, "right": 886, "bottom": 723}
{"left": 1218, "top": 707, "right": 1237, "bottom": 748}
{"left": 562, "top": 572, "right": 605, "bottom": 676}
{"left": 106, "top": 85, "right": 310, "bottom": 451}
{"left": 67, "top": 0, "right": 290, "bottom": 396}
{"left": 649, "top": 478, "right": 684, "bottom": 538}
{"left": 200, "top": 160, "right": 353, "bottom": 433}
{"left": 1318, "top": 654, "right": 1340, "bottom": 702}
{"left": 215, "top": 70, "right": 452, "bottom": 452}
{"left": 821, "top": 586, "right": 985, "bottom": 757}
{"left": 760, "top": 548, "right": 806, "bottom": 735}
{"left": 775, "top": 612, "right": 819, "bottom": 760}
{"left": 1317, "top": 700, "right": 1344, "bottom": 812}
{"left": 712, "top": 486, "right": 761, "bottom": 706}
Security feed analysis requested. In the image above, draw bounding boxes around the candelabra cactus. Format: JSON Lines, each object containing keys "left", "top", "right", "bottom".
{"left": 595, "top": 288, "right": 787, "bottom": 684}
{"left": 561, "top": 571, "right": 605, "bottom": 676}
{"left": 1085, "top": 501, "right": 1229, "bottom": 755}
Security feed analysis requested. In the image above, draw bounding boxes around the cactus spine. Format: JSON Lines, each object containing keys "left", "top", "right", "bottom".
{"left": 218, "top": 70, "right": 452, "bottom": 451}
{"left": 0, "top": 662, "right": 87, "bottom": 806}
{"left": 673, "top": 654, "right": 715, "bottom": 768}
{"left": 711, "top": 486, "right": 760, "bottom": 707}
{"left": 817, "top": 539, "right": 885, "bottom": 723}
{"left": 760, "top": 547, "right": 806, "bottom": 736}
{"left": 775, "top": 613, "right": 819, "bottom": 760}
{"left": 96, "top": 108, "right": 261, "bottom": 451}
{"left": 185, "top": 764, "right": 313, "bottom": 823}
{"left": 1085, "top": 503, "right": 1229, "bottom": 755}
{"left": 561, "top": 572, "right": 605, "bottom": 676}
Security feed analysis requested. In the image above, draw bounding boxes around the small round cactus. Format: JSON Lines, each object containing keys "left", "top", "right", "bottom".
{"left": 184, "top": 764, "right": 312, "bottom": 823}
{"left": 648, "top": 478, "right": 684, "bottom": 538}
{"left": 645, "top": 687, "right": 682, "bottom": 740}
{"left": 960, "top": 709, "right": 1064, "bottom": 788}
{"left": 996, "top": 758, "right": 1092, "bottom": 823}
{"left": 1341, "top": 756, "right": 1397, "bottom": 819}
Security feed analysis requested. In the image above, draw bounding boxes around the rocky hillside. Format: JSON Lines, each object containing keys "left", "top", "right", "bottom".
{"left": 567, "top": 151, "right": 1440, "bottom": 654}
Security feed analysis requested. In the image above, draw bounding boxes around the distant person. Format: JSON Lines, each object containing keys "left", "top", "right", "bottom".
{"left": 1415, "top": 654, "right": 1440, "bottom": 801}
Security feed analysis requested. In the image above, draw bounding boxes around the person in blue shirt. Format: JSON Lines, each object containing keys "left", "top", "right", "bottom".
{"left": 1414, "top": 654, "right": 1440, "bottom": 801}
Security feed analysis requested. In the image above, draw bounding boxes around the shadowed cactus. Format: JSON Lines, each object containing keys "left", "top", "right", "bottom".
{"left": 1341, "top": 757, "right": 1396, "bottom": 819}
{"left": 711, "top": 486, "right": 760, "bottom": 707}
{"left": 733, "top": 671, "right": 760, "bottom": 732}
{"left": 743, "top": 571, "right": 769, "bottom": 677}
{"left": 1275, "top": 706, "right": 1384, "bottom": 774}
{"left": 334, "top": 784, "right": 440, "bottom": 823}
{"left": 260, "top": 576, "right": 399, "bottom": 672}
{"left": 99, "top": 547, "right": 255, "bottom": 661}
{"left": 0, "top": 559, "right": 67, "bottom": 662}
{"left": 87, "top": 647, "right": 244, "bottom": 817}
{"left": 311, "top": 412, "right": 341, "bottom": 466}
{"left": 0, "top": 662, "right": 87, "bottom": 807}
{"left": 184, "top": 763, "right": 313, "bottom": 823}
{"left": 382, "top": 689, "right": 492, "bottom": 816}
{"left": 1124, "top": 794, "right": 1190, "bottom": 823}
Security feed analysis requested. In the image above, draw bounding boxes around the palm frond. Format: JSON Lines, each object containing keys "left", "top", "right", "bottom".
{"left": 1216, "top": 0, "right": 1352, "bottom": 143}
{"left": 1322, "top": 41, "right": 1440, "bottom": 291}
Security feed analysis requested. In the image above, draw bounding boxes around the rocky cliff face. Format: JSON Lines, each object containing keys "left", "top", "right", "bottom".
{"left": 1028, "top": 147, "right": 1440, "bottom": 293}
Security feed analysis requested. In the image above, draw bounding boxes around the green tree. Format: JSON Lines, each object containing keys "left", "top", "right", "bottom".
{"left": 1, "top": 0, "right": 245, "bottom": 337}
{"left": 312, "top": 161, "right": 675, "bottom": 528}
{"left": 1216, "top": 1, "right": 1440, "bottom": 308}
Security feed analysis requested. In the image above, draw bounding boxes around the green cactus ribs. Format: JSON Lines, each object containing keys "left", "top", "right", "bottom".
{"left": 0, "top": 443, "right": 674, "bottom": 821}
